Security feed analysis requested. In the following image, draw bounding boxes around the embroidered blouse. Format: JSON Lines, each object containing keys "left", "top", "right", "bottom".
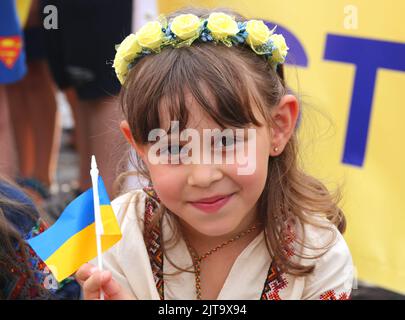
{"left": 97, "top": 188, "right": 353, "bottom": 300}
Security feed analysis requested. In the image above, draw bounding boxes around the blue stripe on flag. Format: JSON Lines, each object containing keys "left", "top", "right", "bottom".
{"left": 27, "top": 176, "right": 110, "bottom": 261}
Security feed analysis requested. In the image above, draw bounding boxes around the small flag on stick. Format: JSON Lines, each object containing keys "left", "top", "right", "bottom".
{"left": 27, "top": 156, "right": 122, "bottom": 283}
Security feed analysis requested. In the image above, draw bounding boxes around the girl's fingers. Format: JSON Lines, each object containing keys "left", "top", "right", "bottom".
{"left": 83, "top": 271, "right": 104, "bottom": 300}
{"left": 78, "top": 266, "right": 135, "bottom": 300}
{"left": 75, "top": 263, "right": 96, "bottom": 286}
{"left": 100, "top": 271, "right": 130, "bottom": 300}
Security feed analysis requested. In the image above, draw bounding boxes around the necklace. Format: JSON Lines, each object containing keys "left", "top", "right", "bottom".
{"left": 184, "top": 223, "right": 260, "bottom": 300}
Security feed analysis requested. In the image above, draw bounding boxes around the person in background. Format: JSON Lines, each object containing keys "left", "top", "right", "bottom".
{"left": 0, "top": 176, "right": 80, "bottom": 299}
{"left": 40, "top": 0, "right": 133, "bottom": 196}
{"left": 0, "top": 0, "right": 28, "bottom": 180}
{"left": 6, "top": 0, "right": 61, "bottom": 204}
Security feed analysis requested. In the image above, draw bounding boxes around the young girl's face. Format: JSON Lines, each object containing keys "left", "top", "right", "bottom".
{"left": 123, "top": 91, "right": 298, "bottom": 240}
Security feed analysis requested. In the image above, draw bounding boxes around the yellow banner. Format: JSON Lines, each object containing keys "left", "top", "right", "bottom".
{"left": 158, "top": 0, "right": 405, "bottom": 293}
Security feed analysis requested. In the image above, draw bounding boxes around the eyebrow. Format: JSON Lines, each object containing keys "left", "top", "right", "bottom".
{"left": 164, "top": 130, "right": 247, "bottom": 141}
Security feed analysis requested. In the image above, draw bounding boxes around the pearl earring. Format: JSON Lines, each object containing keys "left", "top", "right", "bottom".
{"left": 273, "top": 147, "right": 279, "bottom": 153}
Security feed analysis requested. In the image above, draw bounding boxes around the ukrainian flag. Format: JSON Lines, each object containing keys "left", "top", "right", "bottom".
{"left": 27, "top": 177, "right": 122, "bottom": 282}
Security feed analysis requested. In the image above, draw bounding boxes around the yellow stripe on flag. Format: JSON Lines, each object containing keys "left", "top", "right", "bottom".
{"left": 45, "top": 205, "right": 122, "bottom": 282}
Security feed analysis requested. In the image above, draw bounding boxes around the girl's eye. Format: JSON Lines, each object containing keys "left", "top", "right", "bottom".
{"left": 214, "top": 135, "right": 240, "bottom": 150}
{"left": 160, "top": 145, "right": 181, "bottom": 155}
{"left": 160, "top": 145, "right": 192, "bottom": 165}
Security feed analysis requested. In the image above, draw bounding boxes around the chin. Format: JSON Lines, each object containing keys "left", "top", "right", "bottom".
{"left": 179, "top": 203, "right": 247, "bottom": 238}
{"left": 194, "top": 219, "right": 242, "bottom": 238}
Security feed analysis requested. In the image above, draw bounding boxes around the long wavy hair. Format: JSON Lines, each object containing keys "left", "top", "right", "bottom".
{"left": 116, "top": 7, "right": 346, "bottom": 276}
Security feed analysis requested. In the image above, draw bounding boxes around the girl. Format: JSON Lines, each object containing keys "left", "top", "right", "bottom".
{"left": 0, "top": 177, "right": 81, "bottom": 299}
{"left": 77, "top": 8, "right": 353, "bottom": 300}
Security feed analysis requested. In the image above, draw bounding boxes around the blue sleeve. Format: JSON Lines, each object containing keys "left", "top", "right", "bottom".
{"left": 0, "top": 0, "right": 27, "bottom": 84}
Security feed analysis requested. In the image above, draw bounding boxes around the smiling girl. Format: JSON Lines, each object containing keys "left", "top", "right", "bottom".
{"left": 76, "top": 8, "right": 353, "bottom": 300}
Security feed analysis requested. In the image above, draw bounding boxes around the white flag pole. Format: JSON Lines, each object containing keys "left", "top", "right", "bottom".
{"left": 90, "top": 155, "right": 104, "bottom": 300}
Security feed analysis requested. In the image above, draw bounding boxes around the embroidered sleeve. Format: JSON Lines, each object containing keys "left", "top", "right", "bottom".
{"left": 301, "top": 231, "right": 354, "bottom": 300}
{"left": 23, "top": 219, "right": 81, "bottom": 299}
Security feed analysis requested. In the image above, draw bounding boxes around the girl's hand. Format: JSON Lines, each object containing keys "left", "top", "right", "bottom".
{"left": 76, "top": 263, "right": 134, "bottom": 300}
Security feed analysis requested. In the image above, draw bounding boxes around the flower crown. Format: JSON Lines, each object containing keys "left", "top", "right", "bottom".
{"left": 113, "top": 12, "right": 289, "bottom": 84}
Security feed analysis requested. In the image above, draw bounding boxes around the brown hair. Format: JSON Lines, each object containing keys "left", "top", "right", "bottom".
{"left": 117, "top": 7, "right": 345, "bottom": 276}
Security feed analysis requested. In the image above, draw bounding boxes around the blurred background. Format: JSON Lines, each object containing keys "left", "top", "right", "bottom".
{"left": 0, "top": 0, "right": 404, "bottom": 299}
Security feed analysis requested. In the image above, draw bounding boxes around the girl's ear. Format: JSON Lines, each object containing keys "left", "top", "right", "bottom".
{"left": 269, "top": 94, "right": 299, "bottom": 156}
{"left": 120, "top": 120, "right": 147, "bottom": 159}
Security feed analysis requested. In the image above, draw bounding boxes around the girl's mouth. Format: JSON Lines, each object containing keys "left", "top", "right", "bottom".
{"left": 189, "top": 193, "right": 235, "bottom": 213}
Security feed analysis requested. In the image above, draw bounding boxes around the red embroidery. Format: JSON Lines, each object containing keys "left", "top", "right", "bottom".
{"left": 261, "top": 263, "right": 289, "bottom": 300}
{"left": 143, "top": 187, "right": 164, "bottom": 300}
{"left": 320, "top": 290, "right": 350, "bottom": 300}
{"left": 282, "top": 223, "right": 296, "bottom": 258}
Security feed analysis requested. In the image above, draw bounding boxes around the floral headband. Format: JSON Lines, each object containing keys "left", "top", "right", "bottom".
{"left": 113, "top": 12, "right": 289, "bottom": 84}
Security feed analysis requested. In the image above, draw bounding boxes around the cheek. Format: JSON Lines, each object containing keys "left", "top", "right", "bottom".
{"left": 235, "top": 158, "right": 268, "bottom": 196}
{"left": 224, "top": 148, "right": 268, "bottom": 199}
{"left": 148, "top": 165, "right": 186, "bottom": 209}
{"left": 229, "top": 134, "right": 269, "bottom": 201}
{"left": 143, "top": 147, "right": 186, "bottom": 206}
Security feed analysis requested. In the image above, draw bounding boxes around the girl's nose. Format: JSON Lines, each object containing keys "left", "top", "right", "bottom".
{"left": 187, "top": 164, "right": 223, "bottom": 188}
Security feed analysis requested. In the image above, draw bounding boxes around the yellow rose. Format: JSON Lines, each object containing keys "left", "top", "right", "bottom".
{"left": 170, "top": 14, "right": 201, "bottom": 40}
{"left": 269, "top": 34, "right": 289, "bottom": 64}
{"left": 113, "top": 57, "right": 127, "bottom": 75}
{"left": 207, "top": 12, "right": 239, "bottom": 40}
{"left": 114, "top": 35, "right": 141, "bottom": 84}
{"left": 136, "top": 21, "right": 164, "bottom": 50}
{"left": 246, "top": 20, "right": 271, "bottom": 47}
{"left": 113, "top": 56, "right": 129, "bottom": 84}
{"left": 116, "top": 71, "right": 126, "bottom": 85}
{"left": 115, "top": 34, "right": 142, "bottom": 61}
